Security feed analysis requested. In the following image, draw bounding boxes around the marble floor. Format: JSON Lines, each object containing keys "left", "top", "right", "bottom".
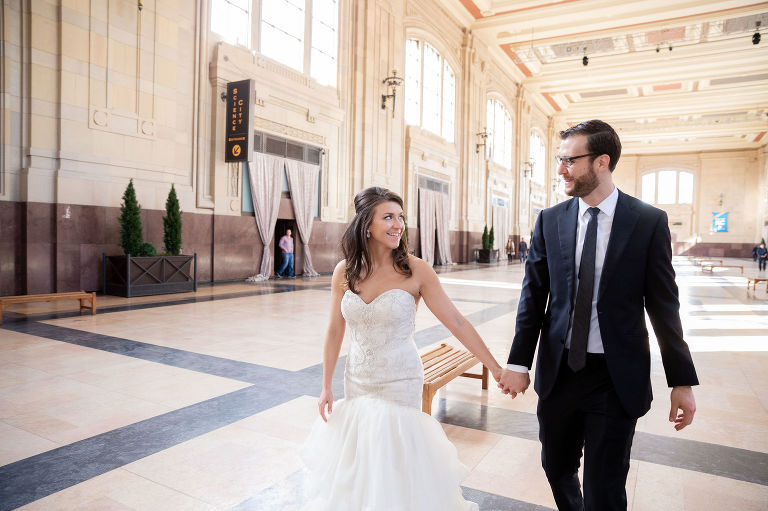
{"left": 1, "top": 257, "right": 767, "bottom": 510}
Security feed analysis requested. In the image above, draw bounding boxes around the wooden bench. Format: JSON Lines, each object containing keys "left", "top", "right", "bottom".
{"left": 692, "top": 258, "right": 722, "bottom": 265}
{"left": 420, "top": 343, "right": 488, "bottom": 415}
{"left": 0, "top": 291, "right": 96, "bottom": 325}
{"left": 746, "top": 277, "right": 768, "bottom": 292}
{"left": 701, "top": 264, "right": 743, "bottom": 274}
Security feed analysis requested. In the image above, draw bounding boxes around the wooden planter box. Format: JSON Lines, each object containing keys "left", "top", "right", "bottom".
{"left": 476, "top": 249, "right": 499, "bottom": 263}
{"left": 103, "top": 254, "right": 197, "bottom": 297}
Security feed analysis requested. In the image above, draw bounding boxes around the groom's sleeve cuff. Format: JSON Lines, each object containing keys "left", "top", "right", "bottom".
{"left": 506, "top": 364, "right": 529, "bottom": 373}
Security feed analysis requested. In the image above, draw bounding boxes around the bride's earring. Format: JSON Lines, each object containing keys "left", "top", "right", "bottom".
{"left": 366, "top": 230, "right": 371, "bottom": 239}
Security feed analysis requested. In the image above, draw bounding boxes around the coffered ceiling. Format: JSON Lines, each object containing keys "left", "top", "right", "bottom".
{"left": 446, "top": 0, "right": 768, "bottom": 154}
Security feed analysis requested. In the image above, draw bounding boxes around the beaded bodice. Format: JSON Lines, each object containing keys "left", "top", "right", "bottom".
{"left": 341, "top": 288, "right": 423, "bottom": 409}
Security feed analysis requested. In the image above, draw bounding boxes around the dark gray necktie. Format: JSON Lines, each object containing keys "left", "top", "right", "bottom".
{"left": 568, "top": 207, "right": 601, "bottom": 372}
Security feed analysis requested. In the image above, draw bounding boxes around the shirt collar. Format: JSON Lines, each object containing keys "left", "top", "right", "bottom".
{"left": 578, "top": 186, "right": 618, "bottom": 219}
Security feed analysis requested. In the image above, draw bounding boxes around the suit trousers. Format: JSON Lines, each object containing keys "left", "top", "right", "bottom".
{"left": 538, "top": 350, "right": 637, "bottom": 511}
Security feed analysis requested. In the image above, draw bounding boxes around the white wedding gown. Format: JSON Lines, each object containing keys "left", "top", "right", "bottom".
{"left": 300, "top": 288, "right": 478, "bottom": 511}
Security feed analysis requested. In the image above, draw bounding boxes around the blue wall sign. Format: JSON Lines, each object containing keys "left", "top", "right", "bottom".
{"left": 712, "top": 212, "right": 728, "bottom": 233}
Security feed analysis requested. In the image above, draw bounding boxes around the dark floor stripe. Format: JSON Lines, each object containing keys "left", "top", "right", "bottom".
{"left": 4, "top": 321, "right": 310, "bottom": 387}
{"left": 435, "top": 398, "right": 768, "bottom": 486}
{"left": 0, "top": 385, "right": 298, "bottom": 511}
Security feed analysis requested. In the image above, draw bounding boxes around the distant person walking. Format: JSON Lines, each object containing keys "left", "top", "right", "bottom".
{"left": 505, "top": 236, "right": 515, "bottom": 262}
{"left": 276, "top": 228, "right": 295, "bottom": 278}
{"left": 758, "top": 243, "right": 767, "bottom": 272}
{"left": 518, "top": 238, "right": 528, "bottom": 263}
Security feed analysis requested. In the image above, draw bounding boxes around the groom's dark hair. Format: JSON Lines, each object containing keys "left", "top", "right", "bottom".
{"left": 560, "top": 119, "right": 621, "bottom": 172}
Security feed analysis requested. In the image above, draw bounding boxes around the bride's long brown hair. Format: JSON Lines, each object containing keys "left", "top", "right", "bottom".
{"left": 342, "top": 187, "right": 411, "bottom": 293}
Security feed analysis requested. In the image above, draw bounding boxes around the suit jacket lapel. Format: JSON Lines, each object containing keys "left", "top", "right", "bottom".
{"left": 558, "top": 198, "right": 579, "bottom": 306}
{"left": 598, "top": 191, "right": 640, "bottom": 300}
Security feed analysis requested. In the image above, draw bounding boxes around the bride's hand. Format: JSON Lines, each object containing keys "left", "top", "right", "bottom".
{"left": 318, "top": 388, "right": 333, "bottom": 422}
{"left": 490, "top": 364, "right": 503, "bottom": 383}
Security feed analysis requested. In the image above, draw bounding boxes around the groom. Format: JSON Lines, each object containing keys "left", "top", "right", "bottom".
{"left": 499, "top": 120, "right": 698, "bottom": 510}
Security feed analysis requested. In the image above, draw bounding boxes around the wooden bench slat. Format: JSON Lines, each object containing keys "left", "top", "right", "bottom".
{"left": 425, "top": 358, "right": 478, "bottom": 386}
{"left": 424, "top": 353, "right": 475, "bottom": 381}
{"left": 423, "top": 350, "right": 472, "bottom": 376}
{"left": 420, "top": 345, "right": 454, "bottom": 363}
{"left": 423, "top": 349, "right": 468, "bottom": 372}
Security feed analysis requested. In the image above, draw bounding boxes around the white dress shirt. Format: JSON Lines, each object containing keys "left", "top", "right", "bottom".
{"left": 507, "top": 187, "right": 619, "bottom": 373}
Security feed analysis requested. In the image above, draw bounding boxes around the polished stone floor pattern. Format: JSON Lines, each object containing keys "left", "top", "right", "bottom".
{"left": 1, "top": 258, "right": 767, "bottom": 510}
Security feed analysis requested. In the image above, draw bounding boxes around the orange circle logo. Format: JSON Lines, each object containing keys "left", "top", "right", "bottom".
{"left": 232, "top": 144, "right": 241, "bottom": 157}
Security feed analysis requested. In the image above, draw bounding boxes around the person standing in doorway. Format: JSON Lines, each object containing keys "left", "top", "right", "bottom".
{"left": 276, "top": 228, "right": 295, "bottom": 278}
{"left": 498, "top": 119, "right": 698, "bottom": 511}
{"left": 757, "top": 242, "right": 767, "bottom": 271}
{"left": 518, "top": 238, "right": 528, "bottom": 263}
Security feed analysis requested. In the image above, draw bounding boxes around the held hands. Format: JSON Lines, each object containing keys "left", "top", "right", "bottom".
{"left": 498, "top": 369, "right": 530, "bottom": 399}
{"left": 669, "top": 385, "right": 696, "bottom": 431}
{"left": 318, "top": 388, "right": 333, "bottom": 422}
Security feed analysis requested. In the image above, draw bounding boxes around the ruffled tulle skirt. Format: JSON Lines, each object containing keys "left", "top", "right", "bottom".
{"left": 299, "top": 396, "right": 478, "bottom": 511}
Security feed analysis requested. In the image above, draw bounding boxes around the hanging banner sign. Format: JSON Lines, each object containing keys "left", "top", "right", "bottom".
{"left": 225, "top": 79, "right": 254, "bottom": 163}
{"left": 711, "top": 212, "right": 728, "bottom": 233}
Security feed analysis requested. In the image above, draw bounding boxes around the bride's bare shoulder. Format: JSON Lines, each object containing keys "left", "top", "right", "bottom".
{"left": 331, "top": 260, "right": 348, "bottom": 290}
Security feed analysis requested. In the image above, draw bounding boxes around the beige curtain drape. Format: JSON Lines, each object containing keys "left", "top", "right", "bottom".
{"left": 285, "top": 159, "right": 320, "bottom": 277}
{"left": 246, "top": 153, "right": 283, "bottom": 281}
{"left": 492, "top": 205, "right": 510, "bottom": 254}
{"left": 434, "top": 192, "right": 453, "bottom": 265}
{"left": 418, "top": 188, "right": 437, "bottom": 266}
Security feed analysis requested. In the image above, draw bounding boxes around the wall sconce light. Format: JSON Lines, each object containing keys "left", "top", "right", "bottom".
{"left": 381, "top": 70, "right": 404, "bottom": 118}
{"left": 582, "top": 47, "right": 588, "bottom": 66}
{"left": 521, "top": 160, "right": 534, "bottom": 178}
{"left": 475, "top": 127, "right": 490, "bottom": 155}
{"left": 753, "top": 21, "right": 762, "bottom": 45}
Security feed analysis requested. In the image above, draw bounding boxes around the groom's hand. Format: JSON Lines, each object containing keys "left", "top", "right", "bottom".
{"left": 498, "top": 369, "right": 530, "bottom": 399}
{"left": 669, "top": 385, "right": 696, "bottom": 431}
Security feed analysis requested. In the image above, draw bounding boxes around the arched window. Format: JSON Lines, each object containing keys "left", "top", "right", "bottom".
{"left": 211, "top": 0, "right": 339, "bottom": 88}
{"left": 486, "top": 99, "right": 512, "bottom": 169}
{"left": 404, "top": 39, "right": 456, "bottom": 142}
{"left": 641, "top": 170, "right": 694, "bottom": 205}
{"left": 529, "top": 131, "right": 546, "bottom": 183}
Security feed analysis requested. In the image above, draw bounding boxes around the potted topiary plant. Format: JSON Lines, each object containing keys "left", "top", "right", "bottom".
{"left": 103, "top": 181, "right": 196, "bottom": 297}
{"left": 477, "top": 225, "right": 499, "bottom": 263}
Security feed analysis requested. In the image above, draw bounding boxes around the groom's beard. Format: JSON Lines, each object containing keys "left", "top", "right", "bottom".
{"left": 566, "top": 166, "right": 600, "bottom": 198}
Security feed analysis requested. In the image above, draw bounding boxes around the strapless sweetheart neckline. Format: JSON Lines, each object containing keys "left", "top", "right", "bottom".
{"left": 345, "top": 288, "right": 416, "bottom": 306}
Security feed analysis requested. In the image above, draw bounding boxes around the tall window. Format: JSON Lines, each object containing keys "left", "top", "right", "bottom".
{"left": 211, "top": 0, "right": 339, "bottom": 88}
{"left": 211, "top": 0, "right": 250, "bottom": 47}
{"left": 641, "top": 170, "right": 694, "bottom": 205}
{"left": 310, "top": 0, "right": 339, "bottom": 87}
{"left": 261, "top": 0, "right": 305, "bottom": 72}
{"left": 529, "top": 132, "right": 546, "bottom": 183}
{"left": 404, "top": 39, "right": 456, "bottom": 142}
{"left": 486, "top": 99, "right": 512, "bottom": 168}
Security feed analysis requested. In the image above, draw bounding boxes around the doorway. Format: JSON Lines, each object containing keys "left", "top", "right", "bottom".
{"left": 274, "top": 220, "right": 296, "bottom": 275}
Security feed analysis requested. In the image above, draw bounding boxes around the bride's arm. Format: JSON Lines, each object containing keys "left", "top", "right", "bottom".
{"left": 413, "top": 258, "right": 503, "bottom": 381}
{"left": 318, "top": 260, "right": 347, "bottom": 421}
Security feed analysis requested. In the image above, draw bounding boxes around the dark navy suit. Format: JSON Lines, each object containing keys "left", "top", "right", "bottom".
{"left": 507, "top": 190, "right": 698, "bottom": 509}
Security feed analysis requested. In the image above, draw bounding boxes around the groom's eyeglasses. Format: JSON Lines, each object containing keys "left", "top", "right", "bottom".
{"left": 555, "top": 153, "right": 596, "bottom": 168}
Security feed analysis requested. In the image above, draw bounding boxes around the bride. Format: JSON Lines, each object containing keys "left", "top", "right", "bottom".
{"left": 301, "top": 186, "right": 503, "bottom": 510}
